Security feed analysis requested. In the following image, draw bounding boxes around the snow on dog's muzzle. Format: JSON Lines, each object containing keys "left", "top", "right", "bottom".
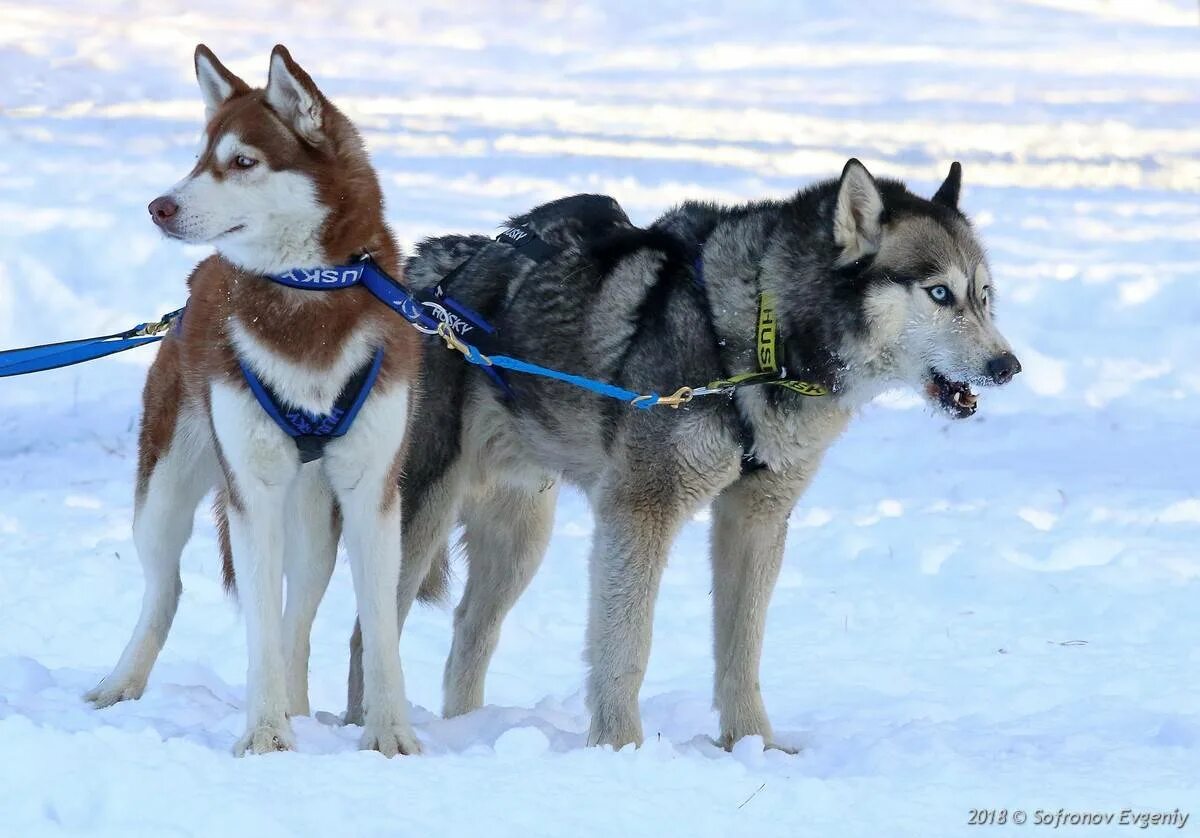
{"left": 926, "top": 352, "right": 1020, "bottom": 420}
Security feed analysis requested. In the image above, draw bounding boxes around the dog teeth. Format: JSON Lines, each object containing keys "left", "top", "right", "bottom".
{"left": 953, "top": 390, "right": 978, "bottom": 409}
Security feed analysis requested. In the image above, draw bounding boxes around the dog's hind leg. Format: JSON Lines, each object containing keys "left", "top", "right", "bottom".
{"left": 443, "top": 479, "right": 558, "bottom": 718}
{"left": 345, "top": 540, "right": 449, "bottom": 726}
{"left": 345, "top": 387, "right": 467, "bottom": 727}
{"left": 86, "top": 384, "right": 216, "bottom": 708}
{"left": 710, "top": 470, "right": 806, "bottom": 751}
{"left": 281, "top": 463, "right": 340, "bottom": 717}
{"left": 344, "top": 484, "right": 459, "bottom": 726}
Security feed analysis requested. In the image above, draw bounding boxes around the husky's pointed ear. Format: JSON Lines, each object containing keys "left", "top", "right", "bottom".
{"left": 833, "top": 158, "right": 884, "bottom": 264}
{"left": 265, "top": 45, "right": 324, "bottom": 145}
{"left": 194, "top": 44, "right": 248, "bottom": 122}
{"left": 932, "top": 162, "right": 962, "bottom": 209}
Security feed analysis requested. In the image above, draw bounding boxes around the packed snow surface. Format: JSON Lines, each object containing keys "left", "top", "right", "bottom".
{"left": 1, "top": 2, "right": 1198, "bottom": 835}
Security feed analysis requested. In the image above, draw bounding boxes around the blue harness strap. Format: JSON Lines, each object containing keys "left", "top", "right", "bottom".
{"left": 350, "top": 257, "right": 514, "bottom": 396}
{"left": 240, "top": 347, "right": 385, "bottom": 463}
{"left": 264, "top": 264, "right": 367, "bottom": 289}
{"left": 265, "top": 233, "right": 541, "bottom": 399}
{"left": 262, "top": 257, "right": 498, "bottom": 350}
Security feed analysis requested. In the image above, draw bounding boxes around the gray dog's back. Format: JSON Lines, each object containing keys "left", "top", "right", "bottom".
{"left": 404, "top": 193, "right": 738, "bottom": 482}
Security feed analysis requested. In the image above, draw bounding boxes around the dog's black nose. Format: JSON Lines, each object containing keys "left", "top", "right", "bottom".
{"left": 148, "top": 196, "right": 179, "bottom": 226}
{"left": 987, "top": 352, "right": 1022, "bottom": 384}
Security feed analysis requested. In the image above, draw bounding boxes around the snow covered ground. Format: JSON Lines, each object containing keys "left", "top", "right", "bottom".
{"left": 2, "top": 1, "right": 1199, "bottom": 835}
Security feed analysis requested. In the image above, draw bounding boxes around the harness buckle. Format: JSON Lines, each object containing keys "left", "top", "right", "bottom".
{"left": 133, "top": 310, "right": 181, "bottom": 338}
{"left": 645, "top": 386, "right": 694, "bottom": 409}
{"left": 437, "top": 322, "right": 492, "bottom": 366}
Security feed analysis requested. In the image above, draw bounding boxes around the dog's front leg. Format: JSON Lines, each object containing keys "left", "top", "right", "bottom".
{"left": 211, "top": 383, "right": 300, "bottom": 756}
{"left": 282, "top": 464, "right": 340, "bottom": 717}
{"left": 325, "top": 384, "right": 418, "bottom": 756}
{"left": 710, "top": 470, "right": 807, "bottom": 751}
{"left": 586, "top": 480, "right": 685, "bottom": 749}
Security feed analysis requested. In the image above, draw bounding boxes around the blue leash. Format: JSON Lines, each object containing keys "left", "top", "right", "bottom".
{"left": 0, "top": 255, "right": 681, "bottom": 407}
{"left": 262, "top": 256, "right": 681, "bottom": 410}
{"left": 0, "top": 309, "right": 184, "bottom": 378}
{"left": 320, "top": 257, "right": 679, "bottom": 409}
{"left": 2, "top": 242, "right": 817, "bottom": 411}
{"left": 431, "top": 321, "right": 676, "bottom": 409}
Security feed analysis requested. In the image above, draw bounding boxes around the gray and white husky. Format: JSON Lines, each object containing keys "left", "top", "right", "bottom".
{"left": 347, "top": 159, "right": 1021, "bottom": 750}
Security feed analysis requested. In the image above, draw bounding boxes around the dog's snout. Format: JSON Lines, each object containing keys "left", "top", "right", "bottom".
{"left": 987, "top": 352, "right": 1022, "bottom": 384}
{"left": 148, "top": 196, "right": 179, "bottom": 227}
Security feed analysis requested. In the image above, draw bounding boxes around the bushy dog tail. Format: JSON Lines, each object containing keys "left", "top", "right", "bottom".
{"left": 214, "top": 489, "right": 236, "bottom": 595}
{"left": 416, "top": 544, "right": 451, "bottom": 604}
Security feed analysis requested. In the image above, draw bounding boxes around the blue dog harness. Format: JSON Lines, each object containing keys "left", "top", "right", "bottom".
{"left": 263, "top": 258, "right": 491, "bottom": 339}
{"left": 248, "top": 227, "right": 545, "bottom": 460}
{"left": 239, "top": 348, "right": 385, "bottom": 464}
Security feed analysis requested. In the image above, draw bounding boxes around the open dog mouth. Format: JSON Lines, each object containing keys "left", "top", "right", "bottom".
{"left": 926, "top": 370, "right": 978, "bottom": 419}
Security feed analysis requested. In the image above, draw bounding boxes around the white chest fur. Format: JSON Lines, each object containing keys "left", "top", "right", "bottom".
{"left": 229, "top": 317, "right": 381, "bottom": 415}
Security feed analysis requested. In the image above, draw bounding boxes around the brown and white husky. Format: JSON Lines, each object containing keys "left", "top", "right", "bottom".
{"left": 84, "top": 44, "right": 422, "bottom": 757}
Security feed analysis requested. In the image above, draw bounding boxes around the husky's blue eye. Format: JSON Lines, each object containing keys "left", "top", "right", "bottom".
{"left": 927, "top": 285, "right": 952, "bottom": 305}
{"left": 233, "top": 155, "right": 258, "bottom": 169}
